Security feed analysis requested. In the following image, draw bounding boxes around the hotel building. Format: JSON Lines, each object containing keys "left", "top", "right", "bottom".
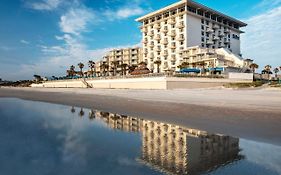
{"left": 136, "top": 0, "right": 250, "bottom": 73}
{"left": 95, "top": 47, "right": 143, "bottom": 76}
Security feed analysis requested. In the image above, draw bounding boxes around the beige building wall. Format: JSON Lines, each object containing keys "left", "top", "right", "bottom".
{"left": 96, "top": 47, "right": 143, "bottom": 76}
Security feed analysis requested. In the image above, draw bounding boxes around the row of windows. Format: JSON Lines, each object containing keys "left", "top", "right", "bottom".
{"left": 144, "top": 23, "right": 185, "bottom": 36}
{"left": 143, "top": 6, "right": 186, "bottom": 25}
{"left": 201, "top": 43, "right": 231, "bottom": 49}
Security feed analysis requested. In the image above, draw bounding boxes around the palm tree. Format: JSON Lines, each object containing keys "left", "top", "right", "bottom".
{"left": 249, "top": 63, "right": 259, "bottom": 74}
{"left": 88, "top": 60, "right": 95, "bottom": 77}
{"left": 263, "top": 65, "right": 272, "bottom": 81}
{"left": 120, "top": 63, "right": 128, "bottom": 76}
{"left": 177, "top": 62, "right": 189, "bottom": 69}
{"left": 112, "top": 61, "right": 120, "bottom": 76}
{"left": 154, "top": 60, "right": 162, "bottom": 73}
{"left": 78, "top": 62, "right": 84, "bottom": 77}
{"left": 101, "top": 62, "right": 109, "bottom": 76}
{"left": 273, "top": 67, "right": 279, "bottom": 78}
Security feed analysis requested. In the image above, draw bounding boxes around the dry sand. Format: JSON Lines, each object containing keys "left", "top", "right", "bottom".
{"left": 0, "top": 87, "right": 281, "bottom": 145}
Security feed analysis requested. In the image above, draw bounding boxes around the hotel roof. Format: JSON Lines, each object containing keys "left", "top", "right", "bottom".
{"left": 136, "top": 0, "right": 247, "bottom": 27}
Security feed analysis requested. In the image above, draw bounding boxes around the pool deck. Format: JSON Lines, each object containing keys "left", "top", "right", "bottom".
{"left": 0, "top": 87, "right": 281, "bottom": 145}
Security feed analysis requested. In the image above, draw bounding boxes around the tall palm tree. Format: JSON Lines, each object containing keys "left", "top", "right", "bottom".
{"left": 112, "top": 61, "right": 120, "bottom": 76}
{"left": 68, "top": 65, "right": 76, "bottom": 77}
{"left": 88, "top": 60, "right": 95, "bottom": 77}
{"left": 78, "top": 62, "right": 84, "bottom": 77}
{"left": 249, "top": 63, "right": 259, "bottom": 73}
{"left": 273, "top": 67, "right": 279, "bottom": 78}
{"left": 154, "top": 60, "right": 162, "bottom": 73}
{"left": 120, "top": 63, "right": 128, "bottom": 76}
{"left": 264, "top": 65, "right": 272, "bottom": 81}
{"left": 177, "top": 62, "right": 189, "bottom": 69}
{"left": 101, "top": 62, "right": 109, "bottom": 76}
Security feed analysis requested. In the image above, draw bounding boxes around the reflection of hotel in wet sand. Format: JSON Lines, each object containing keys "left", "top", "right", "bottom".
{"left": 95, "top": 110, "right": 241, "bottom": 175}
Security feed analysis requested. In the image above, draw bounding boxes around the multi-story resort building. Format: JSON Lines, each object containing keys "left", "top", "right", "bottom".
{"left": 136, "top": 0, "right": 251, "bottom": 73}
{"left": 95, "top": 47, "right": 143, "bottom": 76}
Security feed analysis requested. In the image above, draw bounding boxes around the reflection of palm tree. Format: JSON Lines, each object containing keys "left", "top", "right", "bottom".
{"left": 71, "top": 106, "right": 75, "bottom": 113}
{"left": 89, "top": 110, "right": 95, "bottom": 120}
{"left": 79, "top": 108, "right": 85, "bottom": 117}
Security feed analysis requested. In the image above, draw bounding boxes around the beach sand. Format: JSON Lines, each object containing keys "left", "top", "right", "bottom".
{"left": 0, "top": 87, "right": 281, "bottom": 145}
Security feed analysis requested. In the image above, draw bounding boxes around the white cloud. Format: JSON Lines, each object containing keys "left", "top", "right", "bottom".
{"left": 255, "top": 0, "right": 281, "bottom": 9}
{"left": 104, "top": 6, "right": 145, "bottom": 20}
{"left": 242, "top": 6, "right": 281, "bottom": 70}
{"left": 28, "top": 0, "right": 63, "bottom": 11}
{"left": 20, "top": 39, "right": 30, "bottom": 45}
{"left": 59, "top": 7, "right": 96, "bottom": 35}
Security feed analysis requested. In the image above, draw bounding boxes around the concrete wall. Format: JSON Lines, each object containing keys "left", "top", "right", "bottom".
{"left": 228, "top": 73, "right": 253, "bottom": 81}
{"left": 32, "top": 75, "right": 253, "bottom": 90}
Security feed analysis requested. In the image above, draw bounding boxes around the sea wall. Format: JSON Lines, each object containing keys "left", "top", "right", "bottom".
{"left": 31, "top": 75, "right": 253, "bottom": 90}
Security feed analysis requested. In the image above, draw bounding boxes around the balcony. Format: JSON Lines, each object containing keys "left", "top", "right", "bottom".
{"left": 149, "top": 43, "right": 154, "bottom": 48}
{"left": 161, "top": 28, "right": 168, "bottom": 33}
{"left": 142, "top": 39, "right": 148, "bottom": 44}
{"left": 206, "top": 40, "right": 213, "bottom": 45}
{"left": 219, "top": 33, "right": 225, "bottom": 37}
{"left": 141, "top": 27, "right": 148, "bottom": 33}
{"left": 206, "top": 28, "right": 214, "bottom": 33}
{"left": 155, "top": 47, "right": 161, "bottom": 52}
{"left": 224, "top": 40, "right": 230, "bottom": 44}
{"left": 224, "top": 29, "right": 230, "bottom": 33}
{"left": 154, "top": 35, "right": 161, "bottom": 40}
{"left": 169, "top": 31, "right": 176, "bottom": 37}
{"left": 168, "top": 18, "right": 176, "bottom": 24}
{"left": 161, "top": 39, "right": 168, "bottom": 45}
{"left": 148, "top": 32, "right": 154, "bottom": 36}
{"left": 149, "top": 53, "right": 154, "bottom": 58}
{"left": 176, "top": 23, "right": 185, "bottom": 28}
{"left": 171, "top": 55, "right": 176, "bottom": 61}
{"left": 177, "top": 36, "right": 185, "bottom": 41}
{"left": 213, "top": 36, "right": 220, "bottom": 41}
{"left": 161, "top": 51, "right": 168, "bottom": 56}
{"left": 170, "top": 45, "right": 176, "bottom": 49}
{"left": 154, "top": 23, "right": 161, "bottom": 29}
{"left": 212, "top": 24, "right": 220, "bottom": 30}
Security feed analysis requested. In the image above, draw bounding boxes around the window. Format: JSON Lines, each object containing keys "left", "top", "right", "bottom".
{"left": 201, "top": 43, "right": 204, "bottom": 47}
{"left": 172, "top": 24, "right": 175, "bottom": 28}
{"left": 201, "top": 19, "right": 204, "bottom": 24}
{"left": 206, "top": 21, "right": 209, "bottom": 25}
{"left": 201, "top": 31, "right": 204, "bottom": 36}
{"left": 180, "top": 42, "right": 184, "bottom": 45}
{"left": 201, "top": 37, "right": 204, "bottom": 42}
{"left": 201, "top": 26, "right": 204, "bottom": 30}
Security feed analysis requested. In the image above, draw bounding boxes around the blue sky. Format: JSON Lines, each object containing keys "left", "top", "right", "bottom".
{"left": 0, "top": 0, "right": 280, "bottom": 80}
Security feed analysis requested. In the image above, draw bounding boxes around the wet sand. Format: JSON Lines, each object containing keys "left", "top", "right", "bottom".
{"left": 0, "top": 87, "right": 281, "bottom": 145}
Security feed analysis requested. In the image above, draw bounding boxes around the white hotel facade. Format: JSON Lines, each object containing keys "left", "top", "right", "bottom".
{"left": 136, "top": 0, "right": 250, "bottom": 73}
